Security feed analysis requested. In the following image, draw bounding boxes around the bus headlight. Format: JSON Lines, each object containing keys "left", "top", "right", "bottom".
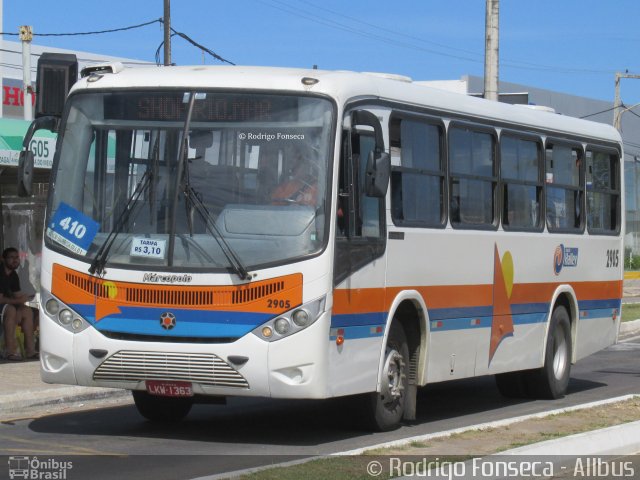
{"left": 59, "top": 309, "right": 73, "bottom": 325}
{"left": 252, "top": 295, "right": 326, "bottom": 342}
{"left": 45, "top": 298, "right": 60, "bottom": 316}
{"left": 292, "top": 309, "right": 309, "bottom": 327}
{"left": 40, "top": 289, "right": 90, "bottom": 334}
{"left": 274, "top": 318, "right": 291, "bottom": 335}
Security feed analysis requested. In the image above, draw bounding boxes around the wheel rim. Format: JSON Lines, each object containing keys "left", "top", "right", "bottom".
{"left": 552, "top": 326, "right": 568, "bottom": 380}
{"left": 380, "top": 348, "right": 405, "bottom": 407}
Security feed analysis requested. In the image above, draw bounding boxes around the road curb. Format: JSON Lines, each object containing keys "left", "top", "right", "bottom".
{"left": 501, "top": 419, "right": 640, "bottom": 456}
{"left": 190, "top": 395, "right": 640, "bottom": 480}
{"left": 0, "top": 386, "right": 128, "bottom": 415}
{"left": 335, "top": 394, "right": 640, "bottom": 456}
{"left": 620, "top": 319, "right": 640, "bottom": 336}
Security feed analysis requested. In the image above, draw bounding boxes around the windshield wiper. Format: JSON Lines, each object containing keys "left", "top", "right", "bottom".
{"left": 183, "top": 183, "right": 252, "bottom": 281}
{"left": 166, "top": 92, "right": 252, "bottom": 281}
{"left": 88, "top": 168, "right": 152, "bottom": 276}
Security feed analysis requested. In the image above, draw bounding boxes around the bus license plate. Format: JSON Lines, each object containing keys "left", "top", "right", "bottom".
{"left": 146, "top": 380, "right": 193, "bottom": 397}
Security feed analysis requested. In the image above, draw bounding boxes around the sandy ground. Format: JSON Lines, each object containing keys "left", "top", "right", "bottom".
{"left": 369, "top": 397, "right": 640, "bottom": 457}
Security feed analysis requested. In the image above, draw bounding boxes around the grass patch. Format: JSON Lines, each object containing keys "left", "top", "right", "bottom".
{"left": 235, "top": 398, "right": 640, "bottom": 480}
{"left": 237, "top": 457, "right": 394, "bottom": 480}
{"left": 622, "top": 303, "right": 640, "bottom": 322}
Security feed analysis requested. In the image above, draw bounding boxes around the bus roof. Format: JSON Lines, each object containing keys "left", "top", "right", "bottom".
{"left": 73, "top": 64, "right": 621, "bottom": 145}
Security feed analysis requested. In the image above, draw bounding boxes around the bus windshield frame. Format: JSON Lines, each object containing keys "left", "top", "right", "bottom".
{"left": 45, "top": 89, "right": 336, "bottom": 273}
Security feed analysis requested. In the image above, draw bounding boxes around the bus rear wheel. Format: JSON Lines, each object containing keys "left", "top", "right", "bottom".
{"left": 132, "top": 391, "right": 193, "bottom": 422}
{"left": 359, "top": 322, "right": 409, "bottom": 431}
{"left": 525, "top": 305, "right": 572, "bottom": 399}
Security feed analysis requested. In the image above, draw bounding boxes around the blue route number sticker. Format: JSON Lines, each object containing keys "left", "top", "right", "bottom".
{"left": 46, "top": 203, "right": 100, "bottom": 255}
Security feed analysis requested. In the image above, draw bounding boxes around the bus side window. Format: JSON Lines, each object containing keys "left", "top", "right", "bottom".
{"left": 449, "top": 126, "right": 497, "bottom": 228}
{"left": 545, "top": 143, "right": 583, "bottom": 232}
{"left": 501, "top": 135, "right": 543, "bottom": 231}
{"left": 586, "top": 149, "right": 620, "bottom": 234}
{"left": 390, "top": 117, "right": 445, "bottom": 228}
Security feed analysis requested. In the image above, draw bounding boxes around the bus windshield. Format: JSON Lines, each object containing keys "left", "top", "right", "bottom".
{"left": 46, "top": 90, "right": 334, "bottom": 271}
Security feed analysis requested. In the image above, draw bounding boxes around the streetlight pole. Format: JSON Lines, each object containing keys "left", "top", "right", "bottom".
{"left": 613, "top": 71, "right": 640, "bottom": 131}
{"left": 484, "top": 0, "right": 499, "bottom": 101}
{"left": 19, "top": 25, "right": 33, "bottom": 121}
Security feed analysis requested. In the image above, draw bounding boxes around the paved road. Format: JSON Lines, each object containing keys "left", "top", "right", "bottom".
{"left": 1, "top": 336, "right": 639, "bottom": 480}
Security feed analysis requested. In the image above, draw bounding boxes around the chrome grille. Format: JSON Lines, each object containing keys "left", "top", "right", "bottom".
{"left": 93, "top": 351, "right": 249, "bottom": 389}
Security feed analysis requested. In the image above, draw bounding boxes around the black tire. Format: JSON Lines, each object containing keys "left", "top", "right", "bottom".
{"left": 132, "top": 391, "right": 193, "bottom": 422}
{"left": 495, "top": 371, "right": 527, "bottom": 398}
{"left": 358, "top": 322, "right": 409, "bottom": 431}
{"left": 525, "top": 305, "right": 572, "bottom": 399}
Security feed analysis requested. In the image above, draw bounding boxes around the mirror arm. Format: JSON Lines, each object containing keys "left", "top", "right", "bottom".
{"left": 351, "top": 110, "right": 385, "bottom": 153}
{"left": 21, "top": 115, "right": 59, "bottom": 150}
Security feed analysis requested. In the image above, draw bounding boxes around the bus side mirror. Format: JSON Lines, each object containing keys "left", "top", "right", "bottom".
{"left": 17, "top": 115, "right": 59, "bottom": 197}
{"left": 18, "top": 150, "right": 35, "bottom": 197}
{"left": 364, "top": 150, "right": 390, "bottom": 197}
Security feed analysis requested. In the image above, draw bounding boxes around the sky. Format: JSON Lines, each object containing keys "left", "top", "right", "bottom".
{"left": 3, "top": 0, "right": 640, "bottom": 105}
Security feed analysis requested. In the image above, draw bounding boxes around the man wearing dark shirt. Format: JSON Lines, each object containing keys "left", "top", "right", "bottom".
{"left": 1, "top": 247, "right": 37, "bottom": 360}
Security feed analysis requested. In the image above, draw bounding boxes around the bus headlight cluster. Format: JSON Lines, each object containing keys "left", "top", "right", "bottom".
{"left": 42, "top": 290, "right": 90, "bottom": 333}
{"left": 253, "top": 295, "right": 326, "bottom": 342}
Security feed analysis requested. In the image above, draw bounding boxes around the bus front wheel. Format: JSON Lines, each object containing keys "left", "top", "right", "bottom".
{"left": 359, "top": 322, "right": 409, "bottom": 431}
{"left": 132, "top": 391, "right": 193, "bottom": 422}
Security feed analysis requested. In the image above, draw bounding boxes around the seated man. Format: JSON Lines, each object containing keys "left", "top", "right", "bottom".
{"left": 1, "top": 247, "right": 37, "bottom": 361}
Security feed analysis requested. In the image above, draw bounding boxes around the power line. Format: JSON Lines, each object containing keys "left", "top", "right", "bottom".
{"left": 169, "top": 26, "right": 234, "bottom": 65}
{"left": 0, "top": 18, "right": 232, "bottom": 67}
{"left": 580, "top": 105, "right": 617, "bottom": 119}
{"left": 154, "top": 22, "right": 234, "bottom": 66}
{"left": 255, "top": 0, "right": 620, "bottom": 76}
{"left": 0, "top": 19, "right": 162, "bottom": 37}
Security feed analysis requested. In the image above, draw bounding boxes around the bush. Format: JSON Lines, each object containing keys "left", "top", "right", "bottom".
{"left": 625, "top": 247, "right": 640, "bottom": 270}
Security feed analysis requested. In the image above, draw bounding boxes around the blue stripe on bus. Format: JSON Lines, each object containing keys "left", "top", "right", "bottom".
{"left": 330, "top": 298, "right": 620, "bottom": 329}
{"left": 430, "top": 312, "right": 548, "bottom": 331}
{"left": 72, "top": 304, "right": 272, "bottom": 338}
{"left": 579, "top": 308, "right": 618, "bottom": 321}
{"left": 428, "top": 306, "right": 493, "bottom": 320}
{"left": 330, "top": 325, "right": 385, "bottom": 340}
{"left": 330, "top": 312, "right": 387, "bottom": 328}
{"left": 578, "top": 299, "right": 621, "bottom": 310}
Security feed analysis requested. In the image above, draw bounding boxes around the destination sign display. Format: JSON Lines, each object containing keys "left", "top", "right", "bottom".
{"left": 104, "top": 92, "right": 298, "bottom": 123}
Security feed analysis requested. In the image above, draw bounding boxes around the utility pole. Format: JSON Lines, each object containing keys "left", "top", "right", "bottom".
{"left": 484, "top": 0, "right": 499, "bottom": 101}
{"left": 19, "top": 25, "right": 33, "bottom": 121}
{"left": 614, "top": 71, "right": 640, "bottom": 131}
{"left": 163, "top": 0, "right": 171, "bottom": 66}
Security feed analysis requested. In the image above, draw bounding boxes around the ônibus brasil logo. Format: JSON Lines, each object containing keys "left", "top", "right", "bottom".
{"left": 554, "top": 244, "right": 579, "bottom": 275}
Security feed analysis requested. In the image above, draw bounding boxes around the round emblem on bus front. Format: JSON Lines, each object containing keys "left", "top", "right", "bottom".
{"left": 160, "top": 312, "right": 176, "bottom": 330}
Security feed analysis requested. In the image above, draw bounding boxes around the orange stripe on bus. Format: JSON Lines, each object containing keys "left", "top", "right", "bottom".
{"left": 333, "top": 280, "right": 622, "bottom": 315}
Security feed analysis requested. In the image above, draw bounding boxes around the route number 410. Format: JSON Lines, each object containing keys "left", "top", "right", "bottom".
{"left": 58, "top": 216, "right": 87, "bottom": 239}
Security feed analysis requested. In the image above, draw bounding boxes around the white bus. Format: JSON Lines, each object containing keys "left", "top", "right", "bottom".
{"left": 21, "top": 64, "right": 623, "bottom": 431}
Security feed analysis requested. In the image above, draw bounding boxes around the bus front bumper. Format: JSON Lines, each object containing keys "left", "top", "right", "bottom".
{"left": 40, "top": 311, "right": 331, "bottom": 399}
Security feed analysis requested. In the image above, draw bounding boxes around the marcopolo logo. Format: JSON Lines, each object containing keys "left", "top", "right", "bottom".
{"left": 554, "top": 244, "right": 579, "bottom": 275}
